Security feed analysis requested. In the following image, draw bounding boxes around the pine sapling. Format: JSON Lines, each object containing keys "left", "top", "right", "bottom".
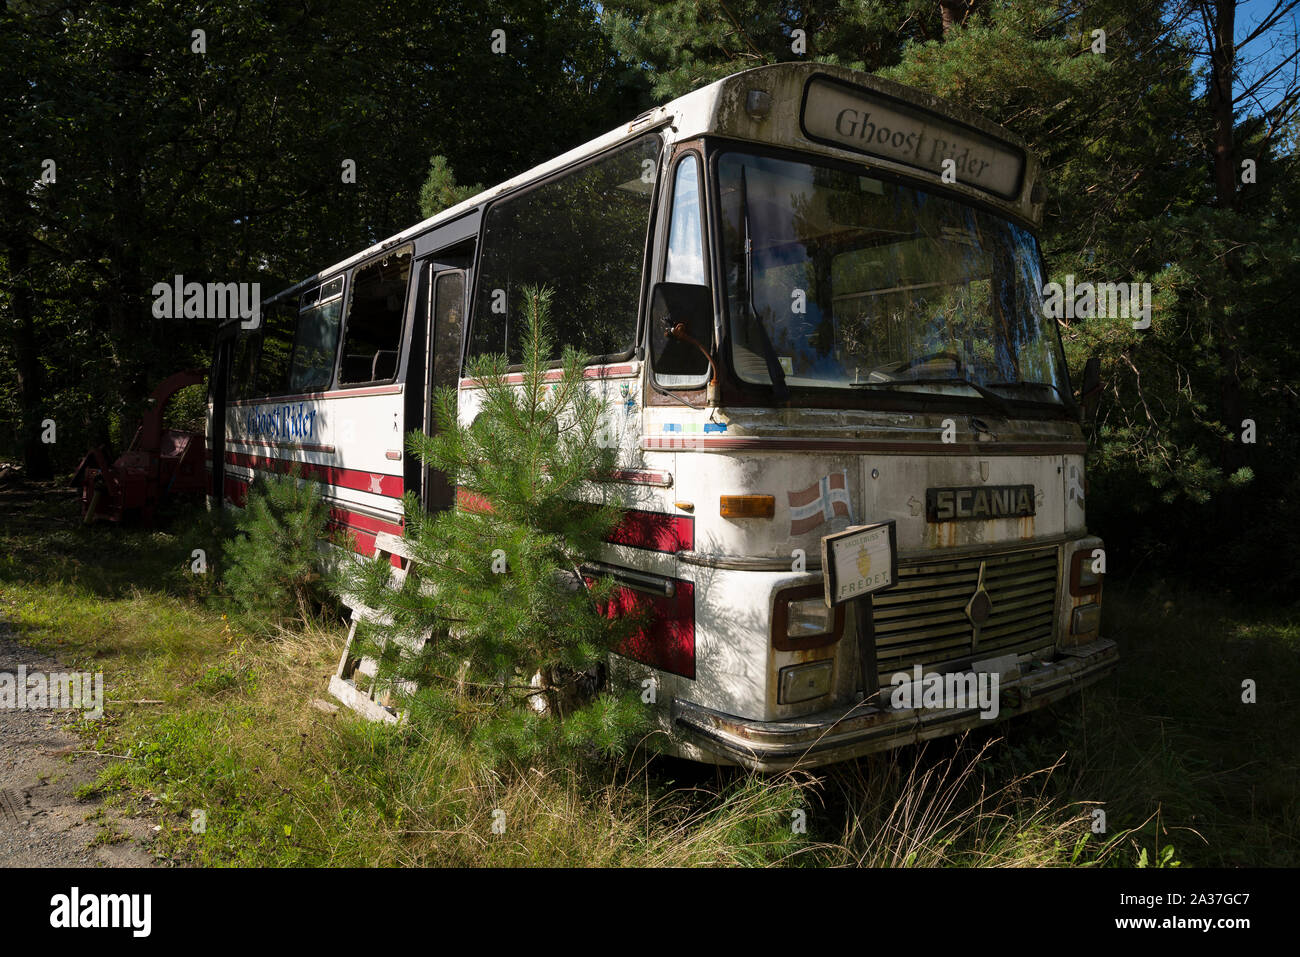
{"left": 339, "top": 284, "right": 651, "bottom": 765}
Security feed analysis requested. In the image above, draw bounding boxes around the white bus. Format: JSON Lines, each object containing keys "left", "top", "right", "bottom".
{"left": 209, "top": 62, "right": 1115, "bottom": 770}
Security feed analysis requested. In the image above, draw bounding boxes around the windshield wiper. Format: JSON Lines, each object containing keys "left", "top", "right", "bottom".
{"left": 985, "top": 380, "right": 1066, "bottom": 403}
{"left": 739, "top": 167, "right": 790, "bottom": 401}
{"left": 850, "top": 376, "right": 1015, "bottom": 416}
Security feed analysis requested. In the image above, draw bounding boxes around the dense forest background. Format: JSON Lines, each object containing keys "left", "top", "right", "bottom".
{"left": 1, "top": 0, "right": 1297, "bottom": 596}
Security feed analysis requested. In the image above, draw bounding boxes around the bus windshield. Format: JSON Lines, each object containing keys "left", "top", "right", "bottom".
{"left": 717, "top": 151, "right": 1067, "bottom": 408}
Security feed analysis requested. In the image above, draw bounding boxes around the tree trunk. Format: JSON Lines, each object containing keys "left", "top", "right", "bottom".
{"left": 1205, "top": 0, "right": 1246, "bottom": 531}
{"left": 1208, "top": 0, "right": 1238, "bottom": 212}
{"left": 939, "top": 0, "right": 966, "bottom": 37}
{"left": 4, "top": 220, "right": 53, "bottom": 479}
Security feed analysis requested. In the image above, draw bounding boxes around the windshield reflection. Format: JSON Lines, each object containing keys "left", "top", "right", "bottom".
{"left": 717, "top": 151, "right": 1067, "bottom": 407}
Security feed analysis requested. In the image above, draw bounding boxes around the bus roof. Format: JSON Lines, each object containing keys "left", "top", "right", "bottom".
{"left": 262, "top": 62, "right": 1042, "bottom": 308}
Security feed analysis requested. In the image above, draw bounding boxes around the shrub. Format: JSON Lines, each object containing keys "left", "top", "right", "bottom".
{"left": 223, "top": 469, "right": 334, "bottom": 630}
{"left": 339, "top": 285, "right": 649, "bottom": 767}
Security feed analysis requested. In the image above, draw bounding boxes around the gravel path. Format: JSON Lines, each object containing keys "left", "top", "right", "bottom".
{"left": 0, "top": 623, "right": 156, "bottom": 867}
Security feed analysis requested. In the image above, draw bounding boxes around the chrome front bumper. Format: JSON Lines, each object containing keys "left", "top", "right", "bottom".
{"left": 672, "top": 638, "right": 1118, "bottom": 771}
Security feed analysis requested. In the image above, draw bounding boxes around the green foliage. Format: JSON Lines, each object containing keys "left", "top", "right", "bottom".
{"left": 695, "top": 775, "right": 811, "bottom": 866}
{"left": 4, "top": 486, "right": 1298, "bottom": 866}
{"left": 223, "top": 470, "right": 334, "bottom": 631}
{"left": 191, "top": 657, "right": 257, "bottom": 696}
{"left": 0, "top": 0, "right": 647, "bottom": 472}
{"left": 1135, "top": 844, "right": 1182, "bottom": 869}
{"left": 467, "top": 690, "right": 651, "bottom": 765}
{"left": 600, "top": 0, "right": 943, "bottom": 99}
{"left": 163, "top": 382, "right": 208, "bottom": 434}
{"left": 339, "top": 285, "right": 649, "bottom": 767}
{"left": 418, "top": 154, "right": 483, "bottom": 219}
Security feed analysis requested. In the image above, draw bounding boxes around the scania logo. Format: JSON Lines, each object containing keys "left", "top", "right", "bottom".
{"left": 926, "top": 484, "right": 1035, "bottom": 522}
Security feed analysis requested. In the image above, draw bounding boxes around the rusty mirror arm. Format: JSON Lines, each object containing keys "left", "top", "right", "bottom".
{"left": 666, "top": 322, "right": 719, "bottom": 389}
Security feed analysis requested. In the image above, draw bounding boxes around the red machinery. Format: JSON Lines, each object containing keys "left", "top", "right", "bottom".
{"left": 74, "top": 369, "right": 209, "bottom": 524}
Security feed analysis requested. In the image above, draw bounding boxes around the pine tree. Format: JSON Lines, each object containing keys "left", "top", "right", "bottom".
{"left": 599, "top": 0, "right": 943, "bottom": 100}
{"left": 418, "top": 155, "right": 483, "bottom": 219}
{"left": 224, "top": 468, "right": 335, "bottom": 631}
{"left": 340, "top": 285, "right": 650, "bottom": 766}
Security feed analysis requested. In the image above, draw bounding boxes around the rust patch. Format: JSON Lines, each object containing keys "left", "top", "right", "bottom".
{"left": 927, "top": 521, "right": 959, "bottom": 549}
{"left": 786, "top": 644, "right": 835, "bottom": 666}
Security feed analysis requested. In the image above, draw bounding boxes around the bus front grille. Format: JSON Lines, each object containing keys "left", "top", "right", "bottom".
{"left": 871, "top": 544, "right": 1059, "bottom": 685}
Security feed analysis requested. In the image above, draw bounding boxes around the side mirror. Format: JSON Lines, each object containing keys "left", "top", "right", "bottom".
{"left": 1079, "top": 356, "right": 1102, "bottom": 421}
{"left": 649, "top": 282, "right": 715, "bottom": 385}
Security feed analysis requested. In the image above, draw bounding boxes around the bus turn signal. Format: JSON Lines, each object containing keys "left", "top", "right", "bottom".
{"left": 720, "top": 495, "right": 775, "bottom": 519}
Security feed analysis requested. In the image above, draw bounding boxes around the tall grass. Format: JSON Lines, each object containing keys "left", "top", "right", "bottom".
{"left": 817, "top": 737, "right": 1098, "bottom": 866}
{"left": 1, "top": 482, "right": 1295, "bottom": 866}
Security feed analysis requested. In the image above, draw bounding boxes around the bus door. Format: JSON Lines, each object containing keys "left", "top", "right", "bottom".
{"left": 421, "top": 265, "right": 468, "bottom": 512}
{"left": 208, "top": 321, "right": 240, "bottom": 504}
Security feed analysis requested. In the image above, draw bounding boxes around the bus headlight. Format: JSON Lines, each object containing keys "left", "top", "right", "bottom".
{"left": 772, "top": 584, "right": 845, "bottom": 650}
{"left": 779, "top": 661, "right": 833, "bottom": 704}
{"left": 1069, "top": 546, "right": 1104, "bottom": 596}
{"left": 1071, "top": 603, "right": 1102, "bottom": 635}
{"left": 787, "top": 597, "right": 834, "bottom": 638}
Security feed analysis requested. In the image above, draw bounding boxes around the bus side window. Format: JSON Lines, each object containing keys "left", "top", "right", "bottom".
{"left": 654, "top": 155, "right": 712, "bottom": 387}
{"left": 468, "top": 134, "right": 661, "bottom": 365}
{"left": 339, "top": 249, "right": 412, "bottom": 385}
{"left": 431, "top": 271, "right": 466, "bottom": 391}
{"left": 230, "top": 333, "right": 258, "bottom": 400}
{"left": 665, "top": 155, "right": 705, "bottom": 285}
{"left": 254, "top": 303, "right": 296, "bottom": 396}
{"left": 287, "top": 276, "right": 344, "bottom": 393}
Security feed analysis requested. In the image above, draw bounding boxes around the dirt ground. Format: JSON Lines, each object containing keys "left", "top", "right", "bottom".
{"left": 0, "top": 623, "right": 157, "bottom": 868}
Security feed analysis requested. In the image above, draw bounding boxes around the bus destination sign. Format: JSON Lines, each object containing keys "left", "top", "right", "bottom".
{"left": 800, "top": 76, "right": 1025, "bottom": 200}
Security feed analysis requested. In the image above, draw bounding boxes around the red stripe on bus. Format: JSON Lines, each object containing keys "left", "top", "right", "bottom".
{"left": 224, "top": 475, "right": 249, "bottom": 507}
{"left": 604, "top": 579, "right": 695, "bottom": 679}
{"left": 221, "top": 480, "right": 399, "bottom": 563}
{"left": 327, "top": 507, "right": 403, "bottom": 537}
{"left": 224, "top": 451, "right": 403, "bottom": 498}
{"left": 453, "top": 490, "right": 691, "bottom": 555}
{"left": 325, "top": 507, "right": 404, "bottom": 564}
{"left": 228, "top": 439, "right": 337, "bottom": 454}
{"left": 328, "top": 521, "right": 375, "bottom": 554}
{"left": 455, "top": 489, "right": 493, "bottom": 513}
{"left": 607, "top": 510, "right": 694, "bottom": 553}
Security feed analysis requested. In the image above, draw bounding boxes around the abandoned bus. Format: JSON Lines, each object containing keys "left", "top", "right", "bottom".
{"left": 208, "top": 62, "right": 1115, "bottom": 770}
